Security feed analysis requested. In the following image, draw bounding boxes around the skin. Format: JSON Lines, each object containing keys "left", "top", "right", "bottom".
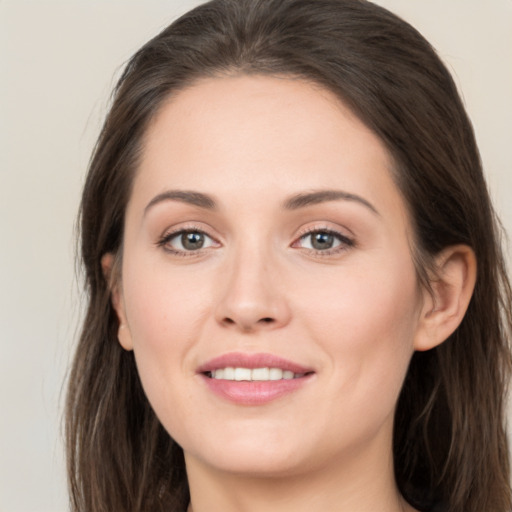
{"left": 105, "top": 75, "right": 476, "bottom": 512}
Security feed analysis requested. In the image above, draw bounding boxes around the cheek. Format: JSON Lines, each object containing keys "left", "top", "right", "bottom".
{"left": 120, "top": 260, "right": 211, "bottom": 413}
{"left": 295, "top": 253, "right": 421, "bottom": 401}
{"left": 312, "top": 246, "right": 419, "bottom": 334}
{"left": 123, "top": 257, "right": 209, "bottom": 349}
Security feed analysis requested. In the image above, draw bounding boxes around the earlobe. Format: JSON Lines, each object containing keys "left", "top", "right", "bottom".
{"left": 414, "top": 245, "right": 477, "bottom": 352}
{"left": 116, "top": 323, "right": 134, "bottom": 351}
{"left": 101, "top": 253, "right": 134, "bottom": 351}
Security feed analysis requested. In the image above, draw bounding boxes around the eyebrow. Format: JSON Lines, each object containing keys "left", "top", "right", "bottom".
{"left": 144, "top": 190, "right": 217, "bottom": 215}
{"left": 284, "top": 190, "right": 379, "bottom": 215}
{"left": 144, "top": 188, "right": 379, "bottom": 216}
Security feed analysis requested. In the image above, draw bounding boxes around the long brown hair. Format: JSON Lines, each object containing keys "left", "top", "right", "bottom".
{"left": 66, "top": 1, "right": 512, "bottom": 511}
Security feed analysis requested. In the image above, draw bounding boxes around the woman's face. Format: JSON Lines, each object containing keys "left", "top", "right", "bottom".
{"left": 113, "top": 75, "right": 429, "bottom": 477}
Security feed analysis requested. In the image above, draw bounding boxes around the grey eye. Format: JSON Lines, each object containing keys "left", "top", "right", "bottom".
{"left": 310, "top": 232, "right": 335, "bottom": 250}
{"left": 162, "top": 230, "right": 216, "bottom": 252}
{"left": 181, "top": 232, "right": 205, "bottom": 250}
{"left": 294, "top": 229, "right": 354, "bottom": 254}
{"left": 299, "top": 231, "right": 343, "bottom": 251}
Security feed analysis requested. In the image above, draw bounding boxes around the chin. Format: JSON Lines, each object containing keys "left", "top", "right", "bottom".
{"left": 184, "top": 431, "right": 314, "bottom": 477}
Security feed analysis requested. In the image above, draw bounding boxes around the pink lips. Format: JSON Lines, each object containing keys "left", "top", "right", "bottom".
{"left": 198, "top": 352, "right": 312, "bottom": 374}
{"left": 197, "top": 352, "right": 314, "bottom": 406}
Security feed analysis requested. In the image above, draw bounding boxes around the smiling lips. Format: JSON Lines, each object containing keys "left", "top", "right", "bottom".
{"left": 198, "top": 352, "right": 314, "bottom": 405}
{"left": 210, "top": 367, "right": 305, "bottom": 381}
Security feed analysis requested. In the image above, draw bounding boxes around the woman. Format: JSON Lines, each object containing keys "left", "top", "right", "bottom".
{"left": 65, "top": 1, "right": 512, "bottom": 511}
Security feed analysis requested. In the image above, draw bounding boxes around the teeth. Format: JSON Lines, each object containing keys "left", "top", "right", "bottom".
{"left": 211, "top": 367, "right": 304, "bottom": 381}
{"left": 252, "top": 367, "right": 269, "bottom": 381}
{"left": 269, "top": 368, "right": 282, "bottom": 380}
{"left": 234, "top": 368, "right": 251, "bottom": 381}
{"left": 223, "top": 367, "right": 235, "bottom": 380}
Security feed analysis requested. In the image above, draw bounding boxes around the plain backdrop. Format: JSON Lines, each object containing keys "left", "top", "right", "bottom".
{"left": 1, "top": 1, "right": 511, "bottom": 511}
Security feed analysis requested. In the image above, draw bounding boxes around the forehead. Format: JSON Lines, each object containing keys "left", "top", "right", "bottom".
{"left": 143, "top": 74, "right": 389, "bottom": 170}
{"left": 131, "top": 74, "right": 405, "bottom": 223}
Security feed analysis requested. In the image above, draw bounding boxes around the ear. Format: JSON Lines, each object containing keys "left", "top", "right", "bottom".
{"left": 414, "top": 245, "right": 477, "bottom": 352}
{"left": 101, "top": 253, "right": 134, "bottom": 351}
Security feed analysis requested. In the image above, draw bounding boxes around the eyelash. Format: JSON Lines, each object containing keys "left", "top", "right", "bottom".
{"left": 156, "top": 226, "right": 355, "bottom": 257}
{"left": 294, "top": 227, "right": 355, "bottom": 256}
{"left": 156, "top": 225, "right": 217, "bottom": 257}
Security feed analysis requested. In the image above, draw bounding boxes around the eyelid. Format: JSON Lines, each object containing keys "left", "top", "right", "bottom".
{"left": 156, "top": 224, "right": 221, "bottom": 255}
{"left": 292, "top": 225, "right": 355, "bottom": 255}
{"left": 155, "top": 222, "right": 355, "bottom": 257}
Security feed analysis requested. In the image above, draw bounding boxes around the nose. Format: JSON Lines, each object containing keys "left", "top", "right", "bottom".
{"left": 214, "top": 246, "right": 291, "bottom": 332}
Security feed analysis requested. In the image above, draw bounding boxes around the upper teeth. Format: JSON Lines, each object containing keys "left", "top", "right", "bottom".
{"left": 210, "top": 367, "right": 302, "bottom": 381}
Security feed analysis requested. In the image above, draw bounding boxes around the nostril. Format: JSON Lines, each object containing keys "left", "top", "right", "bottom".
{"left": 219, "top": 315, "right": 279, "bottom": 330}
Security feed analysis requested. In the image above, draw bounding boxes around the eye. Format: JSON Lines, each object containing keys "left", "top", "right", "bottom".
{"left": 158, "top": 229, "right": 218, "bottom": 254}
{"left": 294, "top": 229, "right": 354, "bottom": 253}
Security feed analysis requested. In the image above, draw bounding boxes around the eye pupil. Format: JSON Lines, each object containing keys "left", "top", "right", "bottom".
{"left": 182, "top": 232, "right": 204, "bottom": 250}
{"left": 312, "top": 232, "right": 334, "bottom": 250}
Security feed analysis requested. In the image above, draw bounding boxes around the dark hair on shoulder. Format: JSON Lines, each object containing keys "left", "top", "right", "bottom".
{"left": 66, "top": 1, "right": 512, "bottom": 511}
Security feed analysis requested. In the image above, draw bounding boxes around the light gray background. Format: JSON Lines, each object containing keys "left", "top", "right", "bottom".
{"left": 1, "top": 1, "right": 511, "bottom": 511}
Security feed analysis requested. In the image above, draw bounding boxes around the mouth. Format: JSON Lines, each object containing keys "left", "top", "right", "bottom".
{"left": 205, "top": 367, "right": 310, "bottom": 381}
{"left": 197, "top": 353, "right": 315, "bottom": 405}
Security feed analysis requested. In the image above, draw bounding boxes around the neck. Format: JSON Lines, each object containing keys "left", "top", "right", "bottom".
{"left": 185, "top": 434, "right": 416, "bottom": 512}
